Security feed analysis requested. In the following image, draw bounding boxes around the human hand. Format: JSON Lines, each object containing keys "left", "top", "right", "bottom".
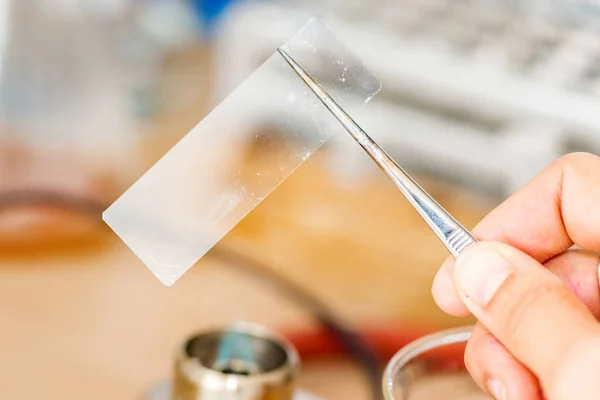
{"left": 431, "top": 153, "right": 600, "bottom": 399}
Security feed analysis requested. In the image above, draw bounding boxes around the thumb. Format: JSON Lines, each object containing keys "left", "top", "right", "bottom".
{"left": 454, "top": 241, "right": 600, "bottom": 399}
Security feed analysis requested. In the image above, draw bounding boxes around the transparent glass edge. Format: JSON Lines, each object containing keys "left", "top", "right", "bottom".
{"left": 383, "top": 325, "right": 474, "bottom": 400}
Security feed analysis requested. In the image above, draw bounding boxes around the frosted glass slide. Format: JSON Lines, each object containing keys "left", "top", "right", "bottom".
{"left": 102, "top": 18, "right": 381, "bottom": 286}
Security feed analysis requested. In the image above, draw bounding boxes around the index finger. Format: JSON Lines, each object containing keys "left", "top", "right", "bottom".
{"left": 474, "top": 152, "right": 600, "bottom": 260}
{"left": 432, "top": 152, "right": 600, "bottom": 316}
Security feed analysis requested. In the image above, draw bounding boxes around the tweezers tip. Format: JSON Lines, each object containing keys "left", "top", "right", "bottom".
{"left": 277, "top": 47, "right": 292, "bottom": 61}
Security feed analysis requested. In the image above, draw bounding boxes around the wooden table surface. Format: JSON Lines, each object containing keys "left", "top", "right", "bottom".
{"left": 0, "top": 47, "right": 497, "bottom": 400}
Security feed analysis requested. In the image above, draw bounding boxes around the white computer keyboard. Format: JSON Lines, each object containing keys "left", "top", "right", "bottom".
{"left": 212, "top": 0, "right": 600, "bottom": 197}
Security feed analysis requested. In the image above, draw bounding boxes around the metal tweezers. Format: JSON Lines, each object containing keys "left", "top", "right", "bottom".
{"left": 278, "top": 48, "right": 476, "bottom": 258}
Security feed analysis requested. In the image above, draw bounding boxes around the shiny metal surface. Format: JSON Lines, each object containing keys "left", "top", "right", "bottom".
{"left": 277, "top": 48, "right": 476, "bottom": 258}
{"left": 172, "top": 322, "right": 300, "bottom": 400}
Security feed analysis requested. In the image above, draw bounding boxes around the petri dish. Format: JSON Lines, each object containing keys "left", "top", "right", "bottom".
{"left": 383, "top": 325, "right": 492, "bottom": 400}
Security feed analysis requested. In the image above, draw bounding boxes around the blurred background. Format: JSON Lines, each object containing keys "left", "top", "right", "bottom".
{"left": 0, "top": 0, "right": 599, "bottom": 399}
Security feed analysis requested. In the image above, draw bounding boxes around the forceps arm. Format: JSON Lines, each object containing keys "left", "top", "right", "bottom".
{"left": 378, "top": 157, "right": 477, "bottom": 258}
{"left": 277, "top": 48, "right": 476, "bottom": 258}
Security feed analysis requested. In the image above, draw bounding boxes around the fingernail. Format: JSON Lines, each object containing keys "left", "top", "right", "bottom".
{"left": 437, "top": 257, "right": 454, "bottom": 281}
{"left": 432, "top": 257, "right": 454, "bottom": 291}
{"left": 487, "top": 379, "right": 506, "bottom": 400}
{"left": 455, "top": 248, "right": 511, "bottom": 307}
{"left": 597, "top": 255, "right": 600, "bottom": 284}
{"left": 440, "top": 257, "right": 454, "bottom": 275}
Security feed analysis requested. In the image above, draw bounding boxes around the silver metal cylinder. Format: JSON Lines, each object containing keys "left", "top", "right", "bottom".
{"left": 171, "top": 322, "right": 300, "bottom": 400}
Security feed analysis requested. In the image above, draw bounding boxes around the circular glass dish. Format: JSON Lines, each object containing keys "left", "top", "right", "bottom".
{"left": 383, "top": 325, "right": 491, "bottom": 400}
